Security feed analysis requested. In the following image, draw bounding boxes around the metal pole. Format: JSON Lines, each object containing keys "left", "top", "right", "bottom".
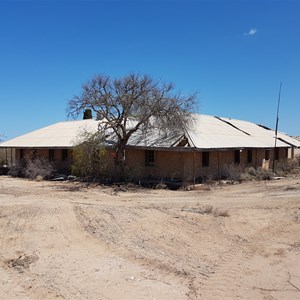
{"left": 218, "top": 150, "right": 220, "bottom": 181}
{"left": 273, "top": 82, "right": 282, "bottom": 172}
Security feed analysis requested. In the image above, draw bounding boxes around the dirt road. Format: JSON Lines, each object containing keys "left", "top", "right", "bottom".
{"left": 0, "top": 176, "right": 300, "bottom": 299}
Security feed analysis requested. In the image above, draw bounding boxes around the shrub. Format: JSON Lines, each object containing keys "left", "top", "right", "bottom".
{"left": 240, "top": 166, "right": 274, "bottom": 181}
{"left": 221, "top": 164, "right": 242, "bottom": 182}
{"left": 274, "top": 158, "right": 299, "bottom": 176}
{"left": 256, "top": 168, "right": 274, "bottom": 180}
{"left": 24, "top": 158, "right": 55, "bottom": 179}
{"left": 8, "top": 159, "right": 27, "bottom": 177}
{"left": 240, "top": 167, "right": 256, "bottom": 181}
{"left": 8, "top": 158, "right": 54, "bottom": 179}
{"left": 71, "top": 131, "right": 107, "bottom": 181}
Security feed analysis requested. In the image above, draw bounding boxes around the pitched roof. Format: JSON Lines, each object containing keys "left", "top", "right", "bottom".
{"left": 1, "top": 114, "right": 299, "bottom": 149}
{"left": 185, "top": 115, "right": 300, "bottom": 149}
{"left": 0, "top": 119, "right": 99, "bottom": 148}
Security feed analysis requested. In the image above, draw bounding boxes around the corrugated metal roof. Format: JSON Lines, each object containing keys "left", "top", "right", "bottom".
{"left": 217, "top": 116, "right": 300, "bottom": 148}
{"left": 0, "top": 120, "right": 99, "bottom": 148}
{"left": 0, "top": 114, "right": 299, "bottom": 149}
{"left": 181, "top": 115, "right": 290, "bottom": 149}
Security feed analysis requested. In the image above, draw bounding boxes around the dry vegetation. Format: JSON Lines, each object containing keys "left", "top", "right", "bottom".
{"left": 0, "top": 175, "right": 300, "bottom": 299}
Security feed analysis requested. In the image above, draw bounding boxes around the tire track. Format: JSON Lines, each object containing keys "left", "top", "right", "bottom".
{"left": 197, "top": 205, "right": 300, "bottom": 299}
{"left": 196, "top": 242, "right": 252, "bottom": 299}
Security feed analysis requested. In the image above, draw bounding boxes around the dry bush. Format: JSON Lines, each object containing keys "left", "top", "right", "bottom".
{"left": 8, "top": 159, "right": 27, "bottom": 178}
{"left": 213, "top": 209, "right": 230, "bottom": 217}
{"left": 240, "top": 167, "right": 274, "bottom": 181}
{"left": 221, "top": 164, "right": 242, "bottom": 182}
{"left": 184, "top": 205, "right": 213, "bottom": 214}
{"left": 25, "top": 158, "right": 54, "bottom": 179}
{"left": 8, "top": 158, "right": 54, "bottom": 179}
{"left": 255, "top": 168, "right": 274, "bottom": 180}
{"left": 240, "top": 167, "right": 256, "bottom": 181}
{"left": 182, "top": 205, "right": 229, "bottom": 217}
{"left": 203, "top": 205, "right": 213, "bottom": 214}
{"left": 274, "top": 158, "right": 300, "bottom": 176}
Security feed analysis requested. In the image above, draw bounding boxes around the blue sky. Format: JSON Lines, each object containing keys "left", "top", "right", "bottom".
{"left": 1, "top": 0, "right": 300, "bottom": 140}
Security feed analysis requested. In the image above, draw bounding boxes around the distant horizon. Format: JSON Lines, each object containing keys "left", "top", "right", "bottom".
{"left": 1, "top": 0, "right": 299, "bottom": 139}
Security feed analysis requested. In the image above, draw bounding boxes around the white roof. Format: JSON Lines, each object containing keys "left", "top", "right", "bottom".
{"left": 185, "top": 115, "right": 299, "bottom": 149}
{"left": 215, "top": 116, "right": 300, "bottom": 148}
{"left": 130, "top": 114, "right": 300, "bottom": 149}
{"left": 1, "top": 114, "right": 299, "bottom": 150}
{"left": 0, "top": 119, "right": 99, "bottom": 148}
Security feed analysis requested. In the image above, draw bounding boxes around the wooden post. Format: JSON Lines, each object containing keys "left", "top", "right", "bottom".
{"left": 193, "top": 150, "right": 196, "bottom": 188}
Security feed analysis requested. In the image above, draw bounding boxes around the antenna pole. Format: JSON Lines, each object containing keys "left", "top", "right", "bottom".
{"left": 273, "top": 82, "right": 282, "bottom": 172}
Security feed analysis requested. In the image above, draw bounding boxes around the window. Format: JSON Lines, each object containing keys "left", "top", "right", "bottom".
{"left": 234, "top": 150, "right": 240, "bottom": 164}
{"left": 145, "top": 150, "right": 155, "bottom": 166}
{"left": 20, "top": 149, "right": 24, "bottom": 159}
{"left": 247, "top": 149, "right": 252, "bottom": 163}
{"left": 265, "top": 149, "right": 270, "bottom": 160}
{"left": 177, "top": 138, "right": 189, "bottom": 147}
{"left": 62, "top": 149, "right": 68, "bottom": 161}
{"left": 49, "top": 149, "right": 55, "bottom": 161}
{"left": 202, "top": 152, "right": 209, "bottom": 167}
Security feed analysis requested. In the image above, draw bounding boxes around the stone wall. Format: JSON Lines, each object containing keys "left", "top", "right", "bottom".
{"left": 125, "top": 147, "right": 290, "bottom": 182}
{"left": 8, "top": 145, "right": 294, "bottom": 180}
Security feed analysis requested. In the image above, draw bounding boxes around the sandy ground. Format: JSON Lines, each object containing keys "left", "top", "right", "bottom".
{"left": 0, "top": 176, "right": 300, "bottom": 299}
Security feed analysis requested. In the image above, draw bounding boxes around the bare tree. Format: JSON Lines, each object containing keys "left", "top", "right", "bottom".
{"left": 67, "top": 74, "right": 196, "bottom": 181}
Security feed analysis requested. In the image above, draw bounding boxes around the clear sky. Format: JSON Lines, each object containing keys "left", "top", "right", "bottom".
{"left": 0, "top": 0, "right": 300, "bottom": 140}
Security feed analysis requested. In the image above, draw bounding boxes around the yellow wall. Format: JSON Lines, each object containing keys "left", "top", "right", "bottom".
{"left": 13, "top": 146, "right": 293, "bottom": 180}
{"left": 125, "top": 147, "right": 291, "bottom": 182}
{"left": 125, "top": 149, "right": 185, "bottom": 179}
{"left": 15, "top": 148, "right": 71, "bottom": 171}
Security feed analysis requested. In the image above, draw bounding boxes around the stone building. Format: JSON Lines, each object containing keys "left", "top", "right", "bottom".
{"left": 1, "top": 114, "right": 299, "bottom": 181}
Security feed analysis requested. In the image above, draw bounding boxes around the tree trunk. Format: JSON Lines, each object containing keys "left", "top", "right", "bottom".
{"left": 112, "top": 141, "right": 126, "bottom": 182}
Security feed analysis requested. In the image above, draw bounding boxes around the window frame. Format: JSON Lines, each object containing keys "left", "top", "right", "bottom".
{"left": 62, "top": 149, "right": 68, "bottom": 161}
{"left": 20, "top": 149, "right": 24, "bottom": 160}
{"left": 265, "top": 149, "right": 270, "bottom": 160}
{"left": 202, "top": 151, "right": 209, "bottom": 167}
{"left": 247, "top": 149, "right": 252, "bottom": 164}
{"left": 234, "top": 150, "right": 240, "bottom": 164}
{"left": 49, "top": 149, "right": 55, "bottom": 161}
{"left": 145, "top": 150, "right": 155, "bottom": 166}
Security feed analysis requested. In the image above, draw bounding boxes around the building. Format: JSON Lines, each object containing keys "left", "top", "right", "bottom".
{"left": 1, "top": 114, "right": 299, "bottom": 181}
